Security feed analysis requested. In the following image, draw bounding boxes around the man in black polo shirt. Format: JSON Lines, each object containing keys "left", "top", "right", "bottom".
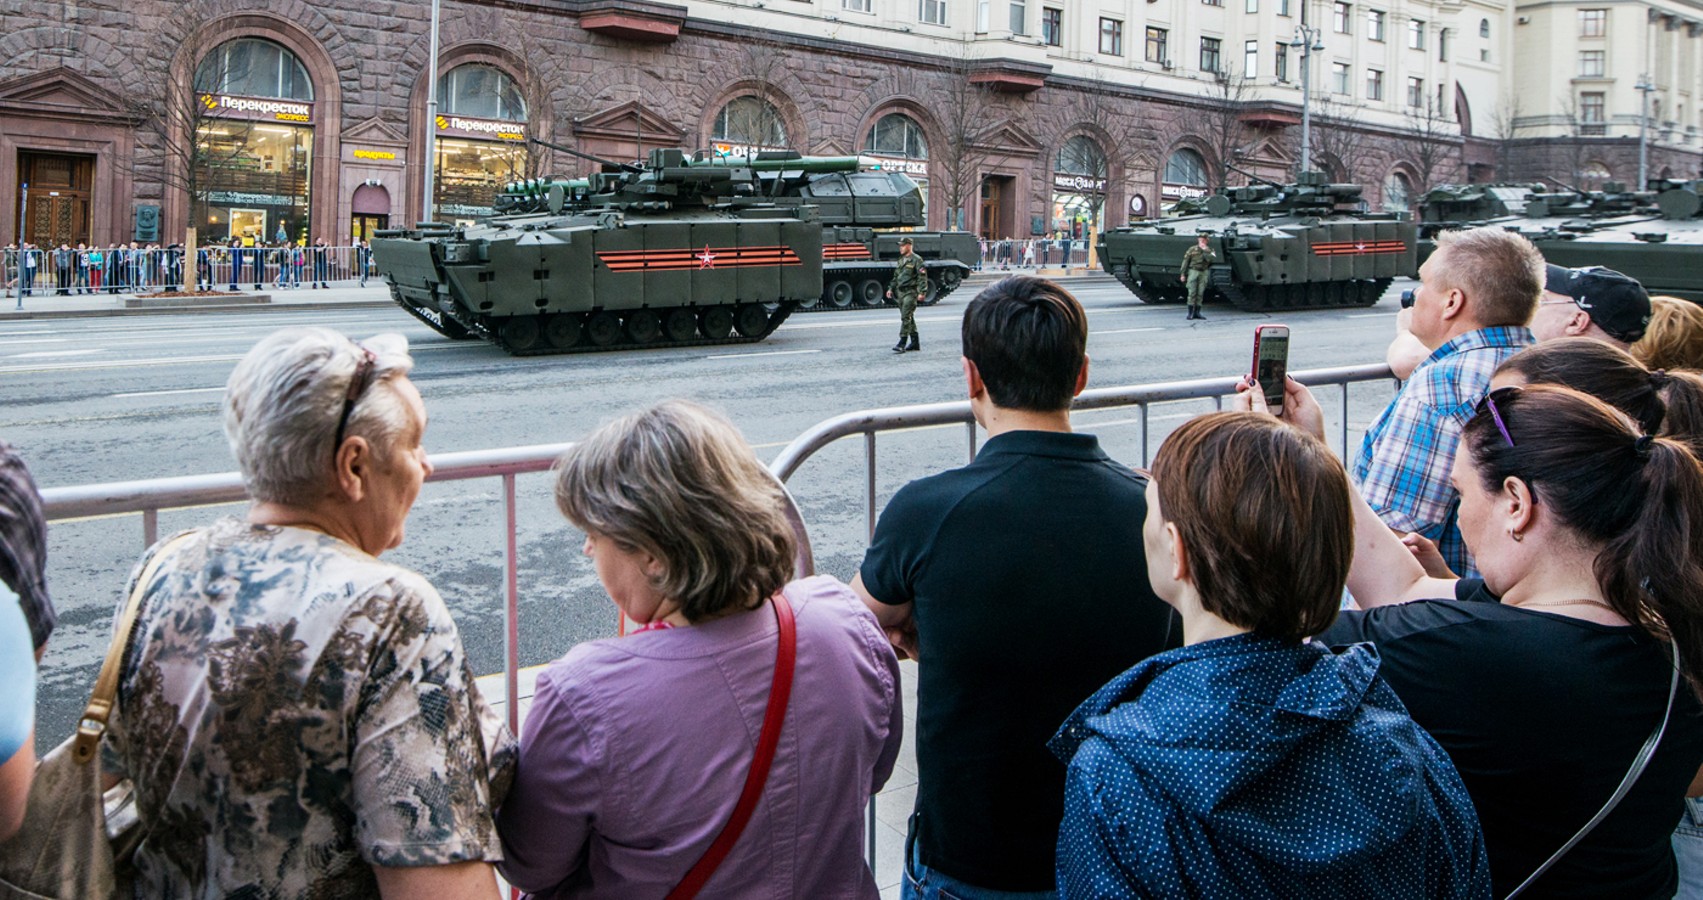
{"left": 853, "top": 275, "right": 1178, "bottom": 898}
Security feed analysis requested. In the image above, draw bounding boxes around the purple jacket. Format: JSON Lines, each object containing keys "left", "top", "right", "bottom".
{"left": 498, "top": 575, "right": 903, "bottom": 899}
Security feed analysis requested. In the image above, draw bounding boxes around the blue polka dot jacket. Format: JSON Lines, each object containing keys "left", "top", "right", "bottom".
{"left": 1049, "top": 632, "right": 1492, "bottom": 899}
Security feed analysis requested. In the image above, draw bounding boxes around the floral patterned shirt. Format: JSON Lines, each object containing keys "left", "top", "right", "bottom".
{"left": 105, "top": 519, "right": 515, "bottom": 898}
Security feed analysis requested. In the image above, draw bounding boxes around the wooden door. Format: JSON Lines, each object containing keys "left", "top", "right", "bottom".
{"left": 17, "top": 153, "right": 94, "bottom": 246}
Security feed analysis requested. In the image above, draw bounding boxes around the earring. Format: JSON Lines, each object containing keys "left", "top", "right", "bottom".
{"left": 1508, "top": 528, "right": 1524, "bottom": 543}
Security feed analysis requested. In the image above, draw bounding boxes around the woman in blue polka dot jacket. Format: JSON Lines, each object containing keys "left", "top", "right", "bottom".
{"left": 1050, "top": 410, "right": 1491, "bottom": 899}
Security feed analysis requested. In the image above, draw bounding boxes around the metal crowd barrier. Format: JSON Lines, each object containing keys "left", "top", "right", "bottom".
{"left": 5, "top": 246, "right": 379, "bottom": 302}
{"left": 974, "top": 237, "right": 1091, "bottom": 272}
{"left": 36, "top": 362, "right": 1395, "bottom": 877}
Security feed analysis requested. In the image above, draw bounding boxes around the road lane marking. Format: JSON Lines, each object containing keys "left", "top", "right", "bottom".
{"left": 705, "top": 349, "right": 822, "bottom": 360}
{"left": 111, "top": 387, "right": 227, "bottom": 399}
{"left": 0, "top": 353, "right": 245, "bottom": 374}
{"left": 7, "top": 349, "right": 103, "bottom": 359}
{"left": 0, "top": 338, "right": 69, "bottom": 345}
{"left": 1092, "top": 328, "right": 1164, "bottom": 335}
{"left": 1345, "top": 312, "right": 1395, "bottom": 318}
{"left": 0, "top": 329, "right": 55, "bottom": 336}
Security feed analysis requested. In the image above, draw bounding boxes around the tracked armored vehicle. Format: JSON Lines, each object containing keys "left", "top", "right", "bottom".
{"left": 1098, "top": 172, "right": 1417, "bottom": 311}
{"left": 1418, "top": 180, "right": 1703, "bottom": 303}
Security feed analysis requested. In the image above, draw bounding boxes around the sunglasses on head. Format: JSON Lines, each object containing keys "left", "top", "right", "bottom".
{"left": 333, "top": 343, "right": 378, "bottom": 459}
{"left": 1476, "top": 386, "right": 1520, "bottom": 447}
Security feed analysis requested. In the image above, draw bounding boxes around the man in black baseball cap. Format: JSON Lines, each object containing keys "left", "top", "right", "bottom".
{"left": 0, "top": 441, "right": 53, "bottom": 654}
{"left": 1531, "top": 263, "right": 1652, "bottom": 350}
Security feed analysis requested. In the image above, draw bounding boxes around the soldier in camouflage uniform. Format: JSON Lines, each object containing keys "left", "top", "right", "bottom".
{"left": 1179, "top": 233, "right": 1216, "bottom": 320}
{"left": 887, "top": 237, "right": 926, "bottom": 353}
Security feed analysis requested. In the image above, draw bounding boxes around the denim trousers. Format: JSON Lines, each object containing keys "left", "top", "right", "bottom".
{"left": 1673, "top": 798, "right": 1703, "bottom": 899}
{"left": 902, "top": 824, "right": 1058, "bottom": 900}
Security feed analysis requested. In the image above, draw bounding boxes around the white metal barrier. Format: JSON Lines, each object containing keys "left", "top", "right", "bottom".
{"left": 5, "top": 246, "right": 378, "bottom": 302}
{"left": 36, "top": 362, "right": 1395, "bottom": 878}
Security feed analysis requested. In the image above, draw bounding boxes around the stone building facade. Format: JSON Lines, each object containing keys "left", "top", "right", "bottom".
{"left": 0, "top": 0, "right": 1684, "bottom": 250}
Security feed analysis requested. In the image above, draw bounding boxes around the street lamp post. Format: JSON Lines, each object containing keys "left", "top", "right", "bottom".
{"left": 1289, "top": 24, "right": 1325, "bottom": 176}
{"left": 422, "top": 0, "right": 442, "bottom": 224}
{"left": 1635, "top": 73, "right": 1655, "bottom": 189}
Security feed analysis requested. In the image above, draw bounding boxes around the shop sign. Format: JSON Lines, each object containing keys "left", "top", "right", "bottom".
{"left": 1052, "top": 173, "right": 1107, "bottom": 193}
{"left": 436, "top": 115, "right": 526, "bottom": 142}
{"left": 207, "top": 190, "right": 300, "bottom": 206}
{"left": 865, "top": 155, "right": 929, "bottom": 178}
{"left": 1161, "top": 183, "right": 1209, "bottom": 200}
{"left": 711, "top": 142, "right": 789, "bottom": 159}
{"left": 353, "top": 149, "right": 397, "bottom": 161}
{"left": 200, "top": 94, "right": 313, "bottom": 124}
{"left": 438, "top": 203, "right": 495, "bottom": 217}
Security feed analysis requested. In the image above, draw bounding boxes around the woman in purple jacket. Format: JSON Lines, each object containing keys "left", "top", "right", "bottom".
{"left": 499, "top": 400, "right": 904, "bottom": 899}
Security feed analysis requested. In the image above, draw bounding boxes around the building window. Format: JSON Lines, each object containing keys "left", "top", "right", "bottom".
{"left": 1203, "top": 0, "right": 1223, "bottom": 7}
{"left": 1009, "top": 1, "right": 1026, "bottom": 34}
{"left": 1146, "top": 27, "right": 1169, "bottom": 63}
{"left": 1438, "top": 29, "right": 1448, "bottom": 61}
{"left": 1408, "top": 19, "right": 1425, "bottom": 49}
{"left": 1275, "top": 43, "right": 1289, "bottom": 81}
{"left": 1246, "top": 0, "right": 1258, "bottom": 12}
{"left": 1479, "top": 18, "right": 1490, "bottom": 38}
{"left": 1383, "top": 171, "right": 1413, "bottom": 212}
{"left": 1201, "top": 37, "right": 1222, "bottom": 73}
{"left": 439, "top": 64, "right": 526, "bottom": 121}
{"left": 1579, "top": 9, "right": 1606, "bottom": 37}
{"left": 1366, "top": 68, "right": 1384, "bottom": 100}
{"left": 712, "top": 96, "right": 787, "bottom": 150}
{"left": 1163, "top": 148, "right": 1209, "bottom": 207}
{"left": 1407, "top": 76, "right": 1424, "bottom": 108}
{"left": 194, "top": 38, "right": 316, "bottom": 244}
{"left": 1245, "top": 40, "right": 1258, "bottom": 76}
{"left": 196, "top": 37, "right": 314, "bottom": 101}
{"left": 1332, "top": 62, "right": 1351, "bottom": 94}
{"left": 1367, "top": 9, "right": 1386, "bottom": 41}
{"left": 864, "top": 112, "right": 928, "bottom": 216}
{"left": 976, "top": 0, "right": 990, "bottom": 30}
{"left": 842, "top": 0, "right": 871, "bottom": 12}
{"left": 1099, "top": 17, "right": 1124, "bottom": 55}
{"left": 1278, "top": 0, "right": 1291, "bottom": 15}
{"left": 919, "top": 0, "right": 947, "bottom": 25}
{"left": 1041, "top": 7, "right": 1062, "bottom": 45}
{"left": 1334, "top": 2, "right": 1352, "bottom": 33}
{"left": 1580, "top": 160, "right": 1611, "bottom": 189}
{"left": 1578, "top": 50, "right": 1605, "bottom": 78}
{"left": 1480, "top": 48, "right": 1490, "bottom": 62}
{"left": 1580, "top": 92, "right": 1606, "bottom": 135}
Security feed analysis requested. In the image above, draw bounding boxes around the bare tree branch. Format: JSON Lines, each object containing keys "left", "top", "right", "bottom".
{"left": 929, "top": 52, "right": 1009, "bottom": 232}
{"left": 1397, "top": 92, "right": 1462, "bottom": 196}
{"left": 1054, "top": 66, "right": 1160, "bottom": 228}
{"left": 1199, "top": 61, "right": 1255, "bottom": 190}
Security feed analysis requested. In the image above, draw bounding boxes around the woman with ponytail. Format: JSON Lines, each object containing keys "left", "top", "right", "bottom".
{"left": 1243, "top": 378, "right": 1703, "bottom": 900}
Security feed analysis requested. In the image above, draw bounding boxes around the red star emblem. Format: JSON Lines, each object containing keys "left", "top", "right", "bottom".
{"left": 698, "top": 245, "right": 717, "bottom": 268}
{"left": 1355, "top": 241, "right": 1367, "bottom": 251}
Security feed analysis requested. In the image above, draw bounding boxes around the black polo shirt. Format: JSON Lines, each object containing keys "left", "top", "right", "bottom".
{"left": 860, "top": 429, "right": 1179, "bottom": 891}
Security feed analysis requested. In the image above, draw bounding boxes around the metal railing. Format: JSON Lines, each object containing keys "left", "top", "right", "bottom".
{"left": 36, "top": 362, "right": 1395, "bottom": 878}
{"left": 5, "top": 246, "right": 380, "bottom": 303}
{"left": 973, "top": 237, "right": 1093, "bottom": 273}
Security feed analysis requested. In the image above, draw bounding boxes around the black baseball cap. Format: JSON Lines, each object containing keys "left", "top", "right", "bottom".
{"left": 1544, "top": 264, "right": 1652, "bottom": 343}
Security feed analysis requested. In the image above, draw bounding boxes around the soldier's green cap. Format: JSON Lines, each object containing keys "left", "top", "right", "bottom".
{"left": 899, "top": 237, "right": 914, "bottom": 245}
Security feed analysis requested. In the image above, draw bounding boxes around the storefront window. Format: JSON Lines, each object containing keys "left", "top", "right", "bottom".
{"left": 712, "top": 96, "right": 788, "bottom": 154}
{"left": 433, "top": 64, "right": 529, "bottom": 223}
{"left": 864, "top": 113, "right": 930, "bottom": 220}
{"left": 1162, "top": 148, "right": 1209, "bottom": 211}
{"left": 1382, "top": 171, "right": 1412, "bottom": 212}
{"left": 1052, "top": 135, "right": 1107, "bottom": 237}
{"left": 194, "top": 39, "right": 316, "bottom": 244}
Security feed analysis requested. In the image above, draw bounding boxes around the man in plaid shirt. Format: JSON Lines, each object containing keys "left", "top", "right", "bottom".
{"left": 1352, "top": 227, "right": 1543, "bottom": 578}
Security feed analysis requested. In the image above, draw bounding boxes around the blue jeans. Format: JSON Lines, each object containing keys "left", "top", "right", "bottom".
{"left": 903, "top": 828, "right": 1058, "bottom": 900}
{"left": 1673, "top": 799, "right": 1703, "bottom": 898}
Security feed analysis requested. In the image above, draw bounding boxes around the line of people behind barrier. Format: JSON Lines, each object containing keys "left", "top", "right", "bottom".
{"left": 1, "top": 241, "right": 377, "bottom": 296}
{"left": 3, "top": 248, "right": 1703, "bottom": 898}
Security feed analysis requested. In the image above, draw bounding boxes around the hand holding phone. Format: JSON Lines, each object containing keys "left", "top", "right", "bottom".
{"left": 1251, "top": 325, "right": 1290, "bottom": 416}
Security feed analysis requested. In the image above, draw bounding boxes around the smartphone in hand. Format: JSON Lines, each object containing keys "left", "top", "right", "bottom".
{"left": 1251, "top": 325, "right": 1290, "bottom": 415}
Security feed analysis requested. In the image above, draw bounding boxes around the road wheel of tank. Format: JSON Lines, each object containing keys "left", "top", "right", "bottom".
{"left": 797, "top": 290, "right": 821, "bottom": 310}
{"left": 501, "top": 316, "right": 542, "bottom": 352}
{"left": 857, "top": 278, "right": 885, "bottom": 307}
{"left": 734, "top": 304, "right": 769, "bottom": 338}
{"left": 543, "top": 313, "right": 581, "bottom": 350}
{"left": 1358, "top": 279, "right": 1389, "bottom": 307}
{"left": 586, "top": 311, "right": 622, "bottom": 347}
{"left": 940, "top": 268, "right": 963, "bottom": 292}
{"left": 664, "top": 308, "right": 698, "bottom": 343}
{"left": 700, "top": 306, "right": 735, "bottom": 340}
{"left": 626, "top": 310, "right": 662, "bottom": 344}
{"left": 827, "top": 280, "right": 854, "bottom": 308}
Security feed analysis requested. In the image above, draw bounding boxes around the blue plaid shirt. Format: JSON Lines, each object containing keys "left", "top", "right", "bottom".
{"left": 1352, "top": 326, "right": 1534, "bottom": 578}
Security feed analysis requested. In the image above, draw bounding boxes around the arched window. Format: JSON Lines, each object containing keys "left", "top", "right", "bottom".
{"left": 865, "top": 113, "right": 928, "bottom": 159}
{"left": 1579, "top": 161, "right": 1612, "bottom": 191}
{"left": 712, "top": 96, "right": 787, "bottom": 148}
{"left": 1056, "top": 135, "right": 1107, "bottom": 177}
{"left": 438, "top": 64, "right": 526, "bottom": 121}
{"left": 1479, "top": 18, "right": 1490, "bottom": 38}
{"left": 1164, "top": 148, "right": 1208, "bottom": 186}
{"left": 196, "top": 38, "right": 313, "bottom": 99}
{"left": 1383, "top": 172, "right": 1413, "bottom": 212}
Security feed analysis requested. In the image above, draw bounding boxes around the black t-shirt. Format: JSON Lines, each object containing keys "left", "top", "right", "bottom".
{"left": 859, "top": 430, "right": 1179, "bottom": 890}
{"left": 1322, "top": 580, "right": 1703, "bottom": 900}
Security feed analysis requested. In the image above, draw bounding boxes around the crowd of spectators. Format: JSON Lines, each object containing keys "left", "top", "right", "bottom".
{"left": 3, "top": 230, "right": 1703, "bottom": 899}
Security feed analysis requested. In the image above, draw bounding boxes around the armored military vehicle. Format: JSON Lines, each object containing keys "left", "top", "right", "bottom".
{"left": 1097, "top": 172, "right": 1418, "bottom": 311}
{"left": 1418, "top": 180, "right": 1703, "bottom": 302}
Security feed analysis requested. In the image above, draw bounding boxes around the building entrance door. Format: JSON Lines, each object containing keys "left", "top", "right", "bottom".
{"left": 16, "top": 152, "right": 94, "bottom": 247}
{"left": 350, "top": 215, "right": 389, "bottom": 242}
{"left": 978, "top": 175, "right": 1015, "bottom": 241}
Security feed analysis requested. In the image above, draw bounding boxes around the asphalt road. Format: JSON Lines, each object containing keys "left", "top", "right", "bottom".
{"left": 0, "top": 277, "right": 1410, "bottom": 744}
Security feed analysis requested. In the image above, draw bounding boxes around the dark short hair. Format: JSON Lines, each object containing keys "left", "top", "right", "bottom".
{"left": 960, "top": 276, "right": 1088, "bottom": 412}
{"left": 1149, "top": 412, "right": 1350, "bottom": 640}
{"left": 1496, "top": 339, "right": 1666, "bottom": 434}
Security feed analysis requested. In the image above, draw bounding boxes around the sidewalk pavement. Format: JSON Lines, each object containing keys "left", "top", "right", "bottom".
{"left": 0, "top": 267, "right": 1112, "bottom": 322}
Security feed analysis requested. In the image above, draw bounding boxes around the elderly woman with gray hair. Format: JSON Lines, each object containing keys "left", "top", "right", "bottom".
{"left": 498, "top": 399, "right": 903, "bottom": 899}
{"left": 104, "top": 327, "right": 514, "bottom": 899}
